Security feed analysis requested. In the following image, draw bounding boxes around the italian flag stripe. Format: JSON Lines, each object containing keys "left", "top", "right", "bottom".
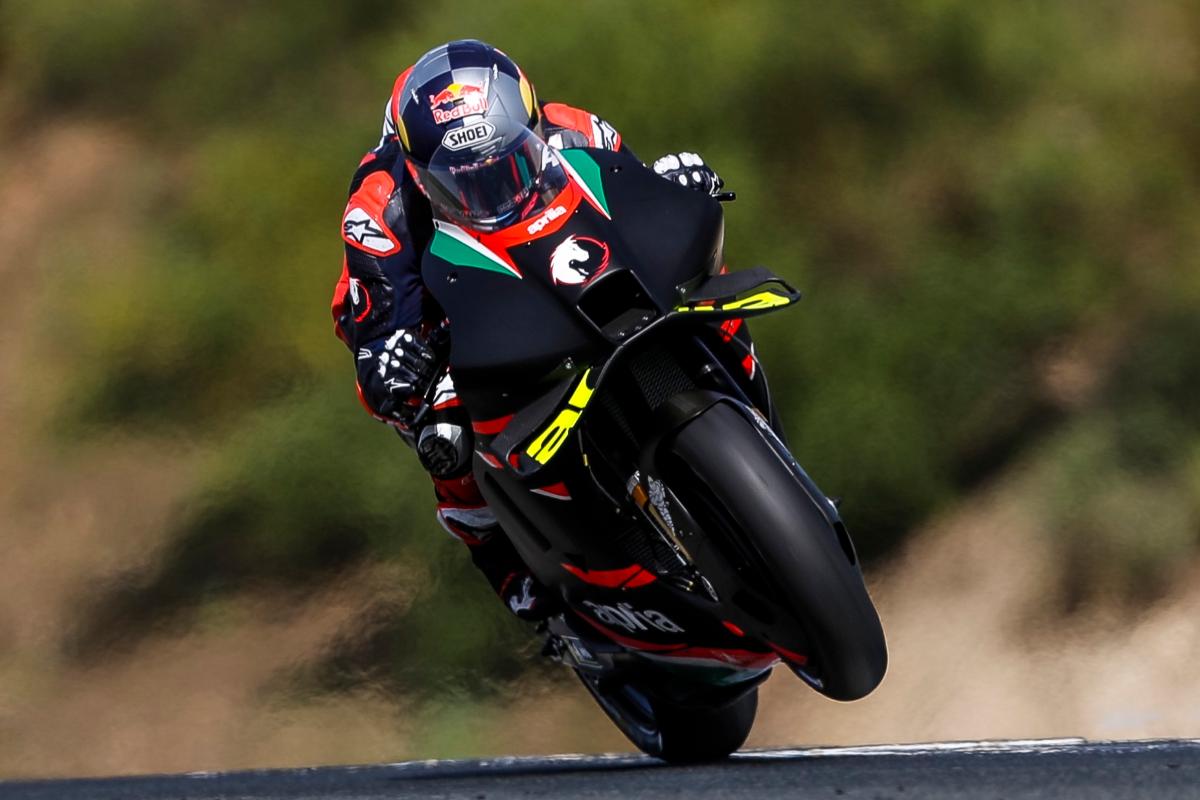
{"left": 430, "top": 220, "right": 522, "bottom": 279}
{"left": 559, "top": 149, "right": 610, "bottom": 219}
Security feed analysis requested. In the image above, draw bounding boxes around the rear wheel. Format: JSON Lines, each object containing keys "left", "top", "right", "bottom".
{"left": 664, "top": 401, "right": 887, "bottom": 700}
{"left": 575, "top": 669, "right": 758, "bottom": 763}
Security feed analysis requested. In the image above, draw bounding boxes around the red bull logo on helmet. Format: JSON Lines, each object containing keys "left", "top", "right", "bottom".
{"left": 429, "top": 83, "right": 489, "bottom": 124}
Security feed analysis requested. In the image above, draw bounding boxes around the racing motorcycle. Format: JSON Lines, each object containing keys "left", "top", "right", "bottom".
{"left": 421, "top": 144, "right": 887, "bottom": 762}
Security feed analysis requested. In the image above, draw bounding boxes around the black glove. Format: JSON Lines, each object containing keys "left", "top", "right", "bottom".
{"left": 652, "top": 151, "right": 724, "bottom": 196}
{"left": 363, "top": 327, "right": 438, "bottom": 425}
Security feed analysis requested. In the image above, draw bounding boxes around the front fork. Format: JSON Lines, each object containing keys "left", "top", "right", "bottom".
{"left": 692, "top": 321, "right": 785, "bottom": 442}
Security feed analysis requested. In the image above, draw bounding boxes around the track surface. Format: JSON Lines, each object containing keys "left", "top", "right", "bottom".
{"left": 2, "top": 739, "right": 1198, "bottom": 799}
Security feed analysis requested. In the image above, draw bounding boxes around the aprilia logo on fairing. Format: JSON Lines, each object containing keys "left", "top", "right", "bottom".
{"left": 582, "top": 601, "right": 684, "bottom": 634}
{"left": 526, "top": 204, "right": 566, "bottom": 235}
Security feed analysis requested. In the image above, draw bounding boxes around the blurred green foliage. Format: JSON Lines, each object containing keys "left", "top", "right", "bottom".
{"left": 6, "top": 0, "right": 1200, "bottom": 695}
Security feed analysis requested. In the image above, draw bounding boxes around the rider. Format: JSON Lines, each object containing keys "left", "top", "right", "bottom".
{"left": 331, "top": 39, "right": 726, "bottom": 621}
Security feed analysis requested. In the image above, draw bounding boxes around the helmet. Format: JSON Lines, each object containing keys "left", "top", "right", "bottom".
{"left": 396, "top": 40, "right": 567, "bottom": 232}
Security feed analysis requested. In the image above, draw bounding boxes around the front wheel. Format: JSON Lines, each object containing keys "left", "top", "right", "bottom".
{"left": 663, "top": 401, "right": 888, "bottom": 701}
{"left": 576, "top": 670, "right": 757, "bottom": 763}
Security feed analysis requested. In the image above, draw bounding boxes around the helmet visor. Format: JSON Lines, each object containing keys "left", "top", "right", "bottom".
{"left": 418, "top": 124, "right": 567, "bottom": 232}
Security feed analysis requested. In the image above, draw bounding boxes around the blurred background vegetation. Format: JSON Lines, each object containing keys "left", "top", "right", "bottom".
{"left": 2, "top": 0, "right": 1200, "bottom": 777}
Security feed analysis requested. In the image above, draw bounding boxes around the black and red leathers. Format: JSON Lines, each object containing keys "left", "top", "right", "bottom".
{"left": 331, "top": 71, "right": 627, "bottom": 619}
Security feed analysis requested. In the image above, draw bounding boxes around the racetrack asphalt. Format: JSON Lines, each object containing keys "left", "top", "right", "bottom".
{"left": 2, "top": 739, "right": 1198, "bottom": 799}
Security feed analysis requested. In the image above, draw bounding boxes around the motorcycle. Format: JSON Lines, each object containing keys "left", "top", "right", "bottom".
{"left": 420, "top": 145, "right": 887, "bottom": 762}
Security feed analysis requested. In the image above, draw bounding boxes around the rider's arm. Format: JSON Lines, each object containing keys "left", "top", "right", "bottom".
{"left": 332, "top": 141, "right": 435, "bottom": 426}
{"left": 540, "top": 101, "right": 721, "bottom": 194}
{"left": 541, "top": 102, "right": 626, "bottom": 154}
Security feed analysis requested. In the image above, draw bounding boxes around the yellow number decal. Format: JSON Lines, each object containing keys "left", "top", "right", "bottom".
{"left": 675, "top": 288, "right": 793, "bottom": 313}
{"left": 719, "top": 291, "right": 792, "bottom": 311}
{"left": 525, "top": 369, "right": 595, "bottom": 465}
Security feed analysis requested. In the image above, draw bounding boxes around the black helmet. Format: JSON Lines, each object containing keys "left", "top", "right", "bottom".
{"left": 396, "top": 40, "right": 567, "bottom": 232}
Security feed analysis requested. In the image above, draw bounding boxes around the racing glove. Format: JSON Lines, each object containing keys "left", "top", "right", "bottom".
{"left": 652, "top": 152, "right": 724, "bottom": 196}
{"left": 360, "top": 327, "right": 438, "bottom": 426}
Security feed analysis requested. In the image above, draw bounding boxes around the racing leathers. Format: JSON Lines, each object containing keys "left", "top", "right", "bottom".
{"left": 331, "top": 75, "right": 724, "bottom": 621}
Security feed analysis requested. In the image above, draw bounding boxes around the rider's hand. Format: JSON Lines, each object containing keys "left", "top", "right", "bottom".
{"left": 366, "top": 327, "right": 438, "bottom": 426}
{"left": 652, "top": 152, "right": 724, "bottom": 197}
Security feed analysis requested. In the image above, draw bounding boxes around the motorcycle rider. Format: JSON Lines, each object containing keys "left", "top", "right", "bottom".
{"left": 331, "top": 40, "right": 728, "bottom": 621}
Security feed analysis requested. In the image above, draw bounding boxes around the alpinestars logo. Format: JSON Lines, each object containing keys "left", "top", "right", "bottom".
{"left": 343, "top": 207, "right": 397, "bottom": 255}
{"left": 582, "top": 601, "right": 684, "bottom": 634}
{"left": 346, "top": 277, "right": 372, "bottom": 321}
{"left": 592, "top": 115, "right": 619, "bottom": 150}
{"left": 508, "top": 575, "right": 537, "bottom": 614}
{"left": 550, "top": 235, "right": 610, "bottom": 286}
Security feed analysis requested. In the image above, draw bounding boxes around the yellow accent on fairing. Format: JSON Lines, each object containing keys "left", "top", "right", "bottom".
{"left": 720, "top": 291, "right": 794, "bottom": 311}
{"left": 526, "top": 369, "right": 594, "bottom": 465}
{"left": 676, "top": 289, "right": 793, "bottom": 313}
{"left": 567, "top": 374, "right": 595, "bottom": 408}
{"left": 526, "top": 409, "right": 580, "bottom": 465}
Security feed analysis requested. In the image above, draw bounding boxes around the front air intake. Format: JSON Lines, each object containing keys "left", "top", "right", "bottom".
{"left": 576, "top": 269, "right": 659, "bottom": 343}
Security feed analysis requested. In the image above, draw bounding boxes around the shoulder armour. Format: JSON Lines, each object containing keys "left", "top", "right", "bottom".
{"left": 542, "top": 102, "right": 621, "bottom": 151}
{"left": 342, "top": 171, "right": 403, "bottom": 257}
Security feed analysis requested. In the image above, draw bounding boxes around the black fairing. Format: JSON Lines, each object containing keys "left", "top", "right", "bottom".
{"left": 421, "top": 147, "right": 724, "bottom": 417}
{"left": 412, "top": 145, "right": 887, "bottom": 709}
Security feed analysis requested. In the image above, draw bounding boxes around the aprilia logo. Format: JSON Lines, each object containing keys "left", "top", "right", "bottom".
{"left": 582, "top": 601, "right": 684, "bottom": 634}
{"left": 442, "top": 121, "right": 495, "bottom": 151}
{"left": 526, "top": 204, "right": 567, "bottom": 235}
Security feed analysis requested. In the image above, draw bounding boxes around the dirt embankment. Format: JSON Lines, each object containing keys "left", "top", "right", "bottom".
{"left": 7, "top": 447, "right": 1200, "bottom": 779}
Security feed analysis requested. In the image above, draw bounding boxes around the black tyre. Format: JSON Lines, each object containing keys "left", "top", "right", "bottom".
{"left": 665, "top": 401, "right": 887, "bottom": 700}
{"left": 576, "top": 670, "right": 758, "bottom": 763}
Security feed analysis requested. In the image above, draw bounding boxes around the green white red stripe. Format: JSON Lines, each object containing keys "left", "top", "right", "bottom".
{"left": 430, "top": 219, "right": 523, "bottom": 279}
{"left": 558, "top": 149, "right": 611, "bottom": 219}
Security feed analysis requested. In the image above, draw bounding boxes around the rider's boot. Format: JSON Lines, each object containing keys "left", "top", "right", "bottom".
{"left": 432, "top": 470, "right": 560, "bottom": 622}
{"left": 416, "top": 373, "right": 560, "bottom": 621}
